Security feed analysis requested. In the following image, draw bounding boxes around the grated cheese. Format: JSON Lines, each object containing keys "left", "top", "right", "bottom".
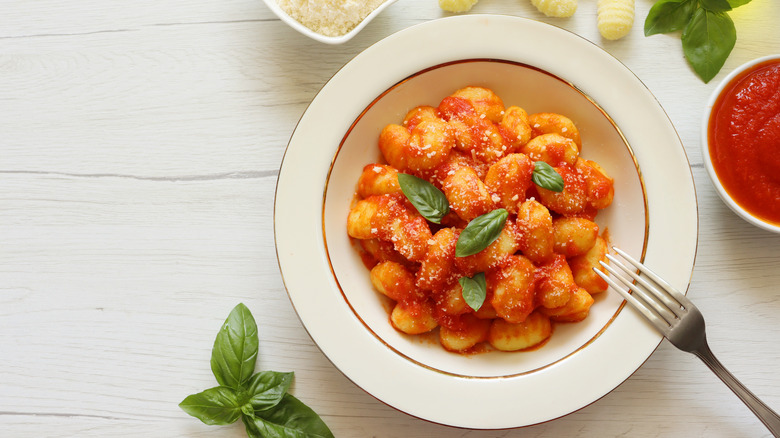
{"left": 276, "top": 0, "right": 388, "bottom": 37}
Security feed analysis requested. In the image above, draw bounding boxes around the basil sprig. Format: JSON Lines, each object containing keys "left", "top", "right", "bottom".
{"left": 459, "top": 272, "right": 487, "bottom": 312}
{"left": 180, "top": 303, "right": 333, "bottom": 438}
{"left": 455, "top": 209, "right": 508, "bottom": 257}
{"left": 645, "top": 0, "right": 750, "bottom": 83}
{"left": 532, "top": 161, "right": 565, "bottom": 192}
{"left": 397, "top": 173, "right": 450, "bottom": 223}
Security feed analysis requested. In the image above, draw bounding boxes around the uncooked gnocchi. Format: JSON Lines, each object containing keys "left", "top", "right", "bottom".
{"left": 438, "top": 0, "right": 635, "bottom": 41}
{"left": 597, "top": 0, "right": 635, "bottom": 41}
{"left": 531, "top": 0, "right": 577, "bottom": 18}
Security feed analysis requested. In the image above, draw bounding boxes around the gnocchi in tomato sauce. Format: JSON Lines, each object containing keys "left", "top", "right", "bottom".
{"left": 347, "top": 86, "right": 613, "bottom": 354}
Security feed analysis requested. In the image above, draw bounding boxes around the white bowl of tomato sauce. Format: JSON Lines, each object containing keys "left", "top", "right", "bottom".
{"left": 703, "top": 55, "right": 780, "bottom": 233}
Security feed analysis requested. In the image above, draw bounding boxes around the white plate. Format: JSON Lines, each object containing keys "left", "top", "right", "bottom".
{"left": 274, "top": 15, "right": 698, "bottom": 429}
{"left": 261, "top": 0, "right": 398, "bottom": 44}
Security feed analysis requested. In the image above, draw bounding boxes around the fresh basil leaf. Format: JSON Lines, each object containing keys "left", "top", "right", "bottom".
{"left": 700, "top": 0, "right": 732, "bottom": 11}
{"left": 211, "top": 303, "right": 259, "bottom": 390}
{"left": 243, "top": 394, "right": 334, "bottom": 438}
{"left": 459, "top": 272, "right": 487, "bottom": 312}
{"left": 644, "top": 0, "right": 697, "bottom": 36}
{"left": 246, "top": 371, "right": 294, "bottom": 411}
{"left": 532, "top": 162, "right": 564, "bottom": 192}
{"left": 397, "top": 173, "right": 449, "bottom": 224}
{"left": 455, "top": 209, "right": 508, "bottom": 257}
{"left": 179, "top": 386, "right": 242, "bottom": 426}
{"left": 727, "top": 0, "right": 751, "bottom": 7}
{"left": 682, "top": 9, "right": 736, "bottom": 83}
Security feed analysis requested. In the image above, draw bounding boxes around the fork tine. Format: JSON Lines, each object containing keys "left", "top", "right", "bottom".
{"left": 604, "top": 254, "right": 683, "bottom": 320}
{"left": 595, "top": 262, "right": 672, "bottom": 333}
{"left": 598, "top": 260, "right": 677, "bottom": 326}
{"left": 612, "top": 247, "right": 694, "bottom": 309}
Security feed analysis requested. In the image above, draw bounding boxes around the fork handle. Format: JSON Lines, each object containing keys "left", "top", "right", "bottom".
{"left": 694, "top": 341, "right": 780, "bottom": 437}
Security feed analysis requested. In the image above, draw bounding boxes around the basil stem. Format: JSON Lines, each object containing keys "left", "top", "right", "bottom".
{"left": 455, "top": 209, "right": 508, "bottom": 257}
{"left": 459, "top": 272, "right": 487, "bottom": 312}
{"left": 397, "top": 173, "right": 450, "bottom": 223}
{"left": 532, "top": 161, "right": 565, "bottom": 192}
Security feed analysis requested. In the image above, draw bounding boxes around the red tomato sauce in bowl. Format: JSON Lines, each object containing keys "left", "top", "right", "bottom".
{"left": 707, "top": 58, "right": 780, "bottom": 226}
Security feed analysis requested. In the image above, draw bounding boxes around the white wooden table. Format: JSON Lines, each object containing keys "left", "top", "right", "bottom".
{"left": 2, "top": 1, "right": 779, "bottom": 437}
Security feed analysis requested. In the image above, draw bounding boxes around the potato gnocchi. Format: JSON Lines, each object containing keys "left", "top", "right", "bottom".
{"left": 439, "top": 0, "right": 479, "bottom": 12}
{"left": 439, "top": 0, "right": 635, "bottom": 40}
{"left": 347, "top": 86, "right": 614, "bottom": 353}
{"left": 531, "top": 0, "right": 577, "bottom": 18}
{"left": 597, "top": 0, "right": 635, "bottom": 40}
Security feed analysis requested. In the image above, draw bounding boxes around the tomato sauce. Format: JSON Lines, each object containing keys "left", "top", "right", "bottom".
{"left": 708, "top": 59, "right": 780, "bottom": 225}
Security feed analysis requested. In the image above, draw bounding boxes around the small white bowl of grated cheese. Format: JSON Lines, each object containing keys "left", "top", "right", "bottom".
{"left": 262, "top": 0, "right": 399, "bottom": 44}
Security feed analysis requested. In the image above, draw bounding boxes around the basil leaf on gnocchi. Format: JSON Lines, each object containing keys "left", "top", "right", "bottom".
{"left": 459, "top": 272, "right": 487, "bottom": 312}
{"left": 456, "top": 209, "right": 509, "bottom": 257}
{"left": 398, "top": 173, "right": 450, "bottom": 224}
{"left": 532, "top": 161, "right": 565, "bottom": 192}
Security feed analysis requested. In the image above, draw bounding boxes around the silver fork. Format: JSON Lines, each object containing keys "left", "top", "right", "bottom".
{"left": 594, "top": 247, "right": 780, "bottom": 437}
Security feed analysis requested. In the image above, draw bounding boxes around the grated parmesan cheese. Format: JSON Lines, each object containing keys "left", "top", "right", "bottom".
{"left": 277, "top": 0, "right": 388, "bottom": 37}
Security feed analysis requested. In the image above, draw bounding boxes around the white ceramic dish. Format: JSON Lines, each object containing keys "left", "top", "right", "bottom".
{"left": 261, "top": 0, "right": 398, "bottom": 44}
{"left": 702, "top": 54, "right": 780, "bottom": 234}
{"left": 274, "top": 15, "right": 698, "bottom": 429}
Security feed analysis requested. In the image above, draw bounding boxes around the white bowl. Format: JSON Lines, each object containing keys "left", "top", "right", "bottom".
{"left": 275, "top": 15, "right": 698, "bottom": 428}
{"left": 702, "top": 54, "right": 780, "bottom": 234}
{"left": 261, "top": 0, "right": 398, "bottom": 44}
